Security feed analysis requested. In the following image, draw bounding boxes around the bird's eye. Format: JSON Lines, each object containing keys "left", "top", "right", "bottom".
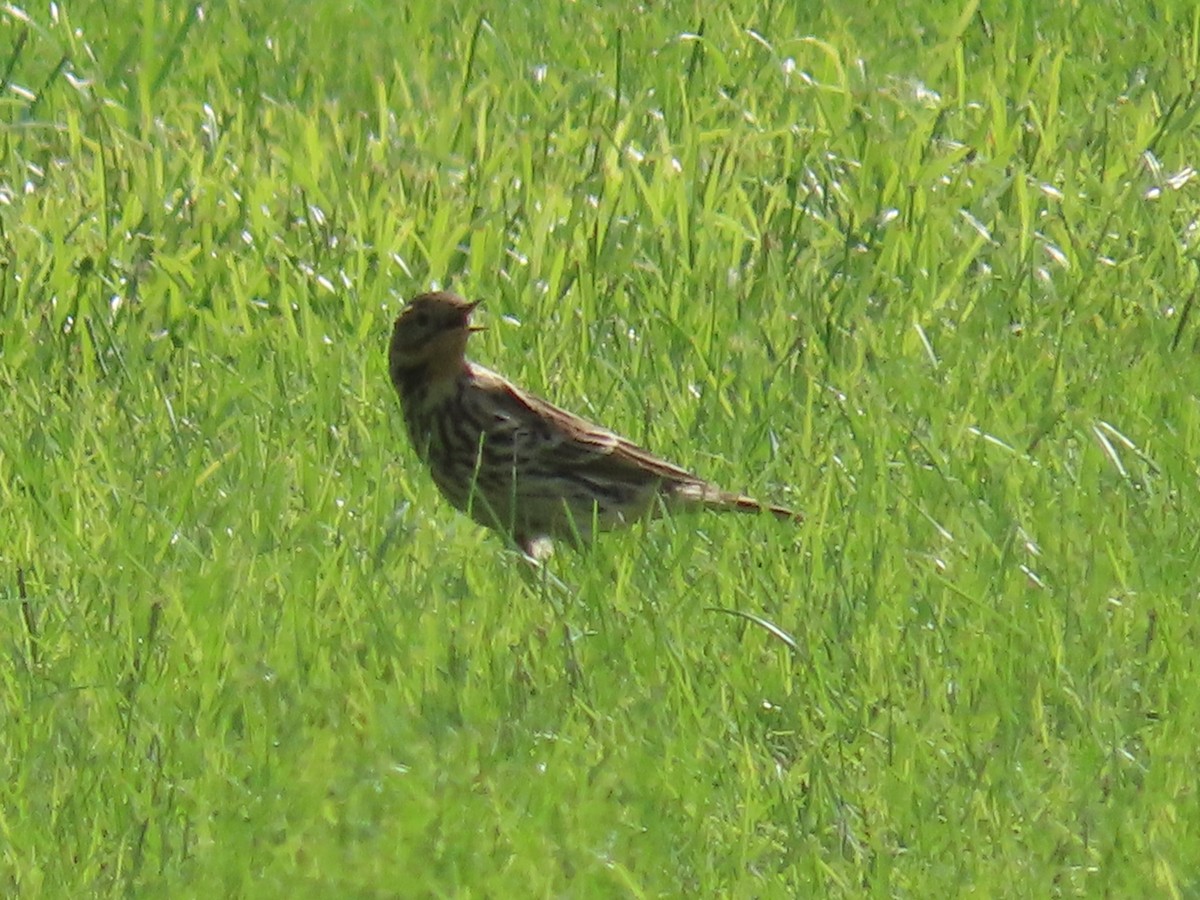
{"left": 412, "top": 311, "right": 430, "bottom": 328}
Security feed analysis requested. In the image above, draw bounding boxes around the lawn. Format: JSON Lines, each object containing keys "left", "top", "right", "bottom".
{"left": 2, "top": 0, "right": 1198, "bottom": 894}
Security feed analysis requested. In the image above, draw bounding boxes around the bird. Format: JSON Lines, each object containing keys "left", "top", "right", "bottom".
{"left": 387, "top": 291, "right": 801, "bottom": 559}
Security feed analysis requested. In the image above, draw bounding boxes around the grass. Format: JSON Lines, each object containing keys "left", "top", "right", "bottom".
{"left": 2, "top": 0, "right": 1199, "bottom": 894}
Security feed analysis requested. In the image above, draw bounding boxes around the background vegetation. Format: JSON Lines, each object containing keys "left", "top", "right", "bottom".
{"left": 2, "top": 0, "right": 1198, "bottom": 894}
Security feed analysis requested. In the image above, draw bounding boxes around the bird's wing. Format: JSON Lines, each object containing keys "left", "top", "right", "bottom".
{"left": 468, "top": 364, "right": 707, "bottom": 487}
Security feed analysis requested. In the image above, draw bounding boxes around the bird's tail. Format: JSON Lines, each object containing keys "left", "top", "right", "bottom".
{"left": 673, "top": 482, "right": 803, "bottom": 523}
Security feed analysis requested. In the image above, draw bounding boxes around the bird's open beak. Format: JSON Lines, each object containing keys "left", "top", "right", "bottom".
{"left": 467, "top": 298, "right": 486, "bottom": 332}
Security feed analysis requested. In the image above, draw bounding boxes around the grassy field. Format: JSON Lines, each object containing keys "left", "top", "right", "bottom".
{"left": 3, "top": 0, "right": 1199, "bottom": 894}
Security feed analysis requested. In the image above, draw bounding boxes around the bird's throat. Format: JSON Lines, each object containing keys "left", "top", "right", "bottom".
{"left": 393, "top": 359, "right": 465, "bottom": 411}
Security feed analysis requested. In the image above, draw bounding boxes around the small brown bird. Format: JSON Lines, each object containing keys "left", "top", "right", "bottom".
{"left": 388, "top": 291, "right": 800, "bottom": 559}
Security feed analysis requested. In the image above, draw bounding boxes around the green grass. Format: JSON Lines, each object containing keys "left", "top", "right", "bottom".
{"left": 2, "top": 0, "right": 1199, "bottom": 894}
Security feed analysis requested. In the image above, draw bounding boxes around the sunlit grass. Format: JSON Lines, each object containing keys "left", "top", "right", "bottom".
{"left": 2, "top": 1, "right": 1198, "bottom": 894}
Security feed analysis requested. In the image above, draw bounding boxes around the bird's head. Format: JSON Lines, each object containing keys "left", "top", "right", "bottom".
{"left": 389, "top": 292, "right": 484, "bottom": 378}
